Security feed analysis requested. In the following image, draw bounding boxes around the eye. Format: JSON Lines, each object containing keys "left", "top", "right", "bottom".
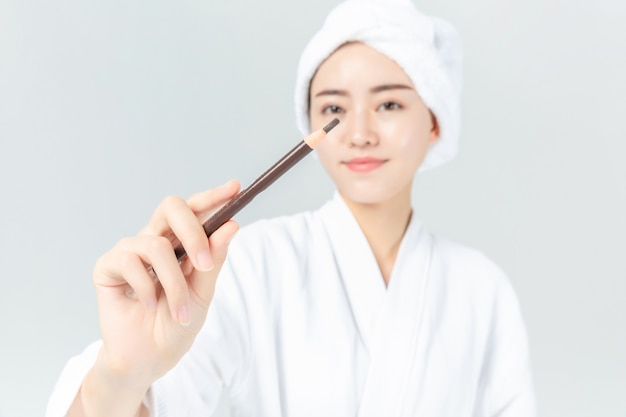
{"left": 322, "top": 105, "right": 344, "bottom": 115}
{"left": 378, "top": 101, "right": 402, "bottom": 111}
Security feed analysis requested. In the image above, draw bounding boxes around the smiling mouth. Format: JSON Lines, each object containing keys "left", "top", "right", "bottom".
{"left": 343, "top": 158, "right": 387, "bottom": 173}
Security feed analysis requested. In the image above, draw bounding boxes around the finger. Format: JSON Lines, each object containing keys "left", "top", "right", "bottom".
{"left": 180, "top": 256, "right": 194, "bottom": 277}
{"left": 187, "top": 179, "right": 241, "bottom": 222}
{"left": 117, "top": 251, "right": 159, "bottom": 311}
{"left": 116, "top": 235, "right": 192, "bottom": 326}
{"left": 208, "top": 220, "right": 240, "bottom": 267}
{"left": 140, "top": 180, "right": 241, "bottom": 273}
{"left": 140, "top": 194, "right": 193, "bottom": 243}
{"left": 156, "top": 198, "right": 215, "bottom": 272}
{"left": 188, "top": 220, "right": 239, "bottom": 301}
{"left": 142, "top": 180, "right": 240, "bottom": 238}
{"left": 94, "top": 247, "right": 158, "bottom": 312}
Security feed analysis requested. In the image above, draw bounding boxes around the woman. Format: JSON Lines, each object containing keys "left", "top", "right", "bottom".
{"left": 48, "top": 0, "right": 535, "bottom": 416}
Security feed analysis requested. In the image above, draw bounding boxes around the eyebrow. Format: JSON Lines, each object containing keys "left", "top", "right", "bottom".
{"left": 371, "top": 83, "right": 414, "bottom": 93}
{"left": 313, "top": 83, "right": 414, "bottom": 97}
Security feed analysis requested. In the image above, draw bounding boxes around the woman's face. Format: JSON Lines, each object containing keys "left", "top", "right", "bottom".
{"left": 309, "top": 42, "right": 439, "bottom": 206}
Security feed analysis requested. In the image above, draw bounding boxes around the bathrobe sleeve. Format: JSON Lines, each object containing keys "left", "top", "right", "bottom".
{"left": 148, "top": 253, "right": 252, "bottom": 415}
{"left": 45, "top": 340, "right": 103, "bottom": 417}
{"left": 45, "top": 243, "right": 252, "bottom": 417}
{"left": 474, "top": 268, "right": 536, "bottom": 417}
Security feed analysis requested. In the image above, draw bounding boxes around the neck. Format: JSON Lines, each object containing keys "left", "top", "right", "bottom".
{"left": 341, "top": 191, "right": 413, "bottom": 286}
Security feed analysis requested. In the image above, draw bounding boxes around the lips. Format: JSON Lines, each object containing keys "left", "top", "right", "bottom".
{"left": 343, "top": 157, "right": 387, "bottom": 173}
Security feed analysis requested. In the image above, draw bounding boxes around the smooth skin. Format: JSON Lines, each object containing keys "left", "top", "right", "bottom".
{"left": 68, "top": 41, "right": 439, "bottom": 416}
{"left": 310, "top": 42, "right": 439, "bottom": 284}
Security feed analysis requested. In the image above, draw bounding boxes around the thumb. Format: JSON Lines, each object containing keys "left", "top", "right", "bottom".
{"left": 187, "top": 219, "right": 239, "bottom": 306}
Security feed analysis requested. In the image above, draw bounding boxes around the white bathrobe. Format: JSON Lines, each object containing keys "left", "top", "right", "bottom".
{"left": 46, "top": 193, "right": 535, "bottom": 416}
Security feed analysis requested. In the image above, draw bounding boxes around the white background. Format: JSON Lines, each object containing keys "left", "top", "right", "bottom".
{"left": 0, "top": 0, "right": 624, "bottom": 416}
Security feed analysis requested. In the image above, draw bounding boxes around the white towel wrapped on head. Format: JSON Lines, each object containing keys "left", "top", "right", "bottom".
{"left": 294, "top": 0, "right": 463, "bottom": 172}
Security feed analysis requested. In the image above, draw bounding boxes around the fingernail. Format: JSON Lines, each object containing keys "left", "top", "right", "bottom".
{"left": 196, "top": 249, "right": 214, "bottom": 271}
{"left": 177, "top": 305, "right": 191, "bottom": 326}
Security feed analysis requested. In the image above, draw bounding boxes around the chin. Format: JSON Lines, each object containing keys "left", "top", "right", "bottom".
{"left": 339, "top": 185, "right": 401, "bottom": 207}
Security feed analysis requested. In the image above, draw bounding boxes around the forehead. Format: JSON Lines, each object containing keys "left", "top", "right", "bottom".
{"left": 310, "top": 42, "right": 414, "bottom": 91}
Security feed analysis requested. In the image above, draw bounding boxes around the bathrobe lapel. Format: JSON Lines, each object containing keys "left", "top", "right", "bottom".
{"left": 319, "top": 193, "right": 433, "bottom": 416}
{"left": 358, "top": 216, "right": 432, "bottom": 417}
{"left": 319, "top": 193, "right": 387, "bottom": 354}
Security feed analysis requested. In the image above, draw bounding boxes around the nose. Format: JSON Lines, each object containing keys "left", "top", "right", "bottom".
{"left": 344, "top": 111, "right": 379, "bottom": 148}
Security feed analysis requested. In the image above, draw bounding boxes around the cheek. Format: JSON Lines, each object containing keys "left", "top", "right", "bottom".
{"left": 313, "top": 142, "right": 335, "bottom": 171}
{"left": 384, "top": 122, "right": 429, "bottom": 151}
{"left": 385, "top": 125, "right": 433, "bottom": 169}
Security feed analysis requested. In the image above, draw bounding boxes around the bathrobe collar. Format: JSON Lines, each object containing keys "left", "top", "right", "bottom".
{"left": 319, "top": 192, "right": 431, "bottom": 361}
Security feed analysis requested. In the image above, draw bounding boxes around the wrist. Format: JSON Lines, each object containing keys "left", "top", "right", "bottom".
{"left": 80, "top": 350, "right": 153, "bottom": 417}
